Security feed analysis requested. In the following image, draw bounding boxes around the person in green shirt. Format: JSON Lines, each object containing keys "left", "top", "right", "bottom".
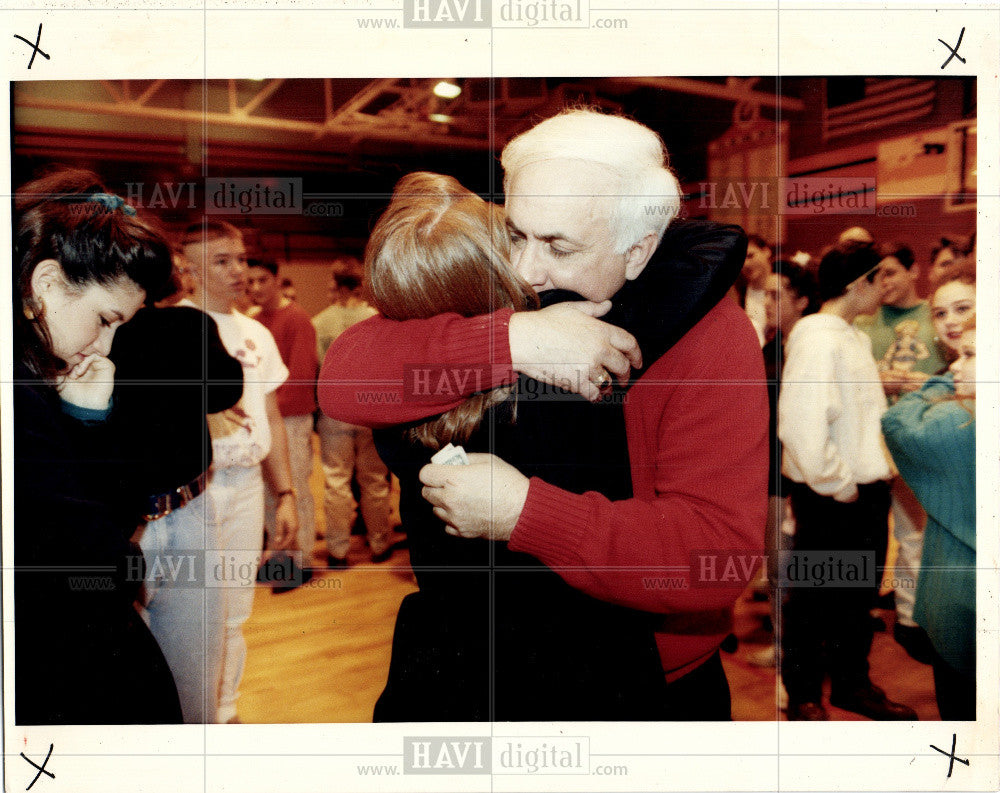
{"left": 855, "top": 243, "right": 946, "bottom": 391}
{"left": 855, "top": 242, "right": 946, "bottom": 665}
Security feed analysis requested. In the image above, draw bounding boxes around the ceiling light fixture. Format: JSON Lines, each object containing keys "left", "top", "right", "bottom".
{"left": 433, "top": 81, "right": 461, "bottom": 100}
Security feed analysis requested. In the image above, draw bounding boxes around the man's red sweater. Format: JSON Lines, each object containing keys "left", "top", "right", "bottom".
{"left": 318, "top": 299, "right": 768, "bottom": 681}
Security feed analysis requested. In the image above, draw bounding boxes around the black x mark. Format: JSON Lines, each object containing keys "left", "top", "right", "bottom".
{"left": 13, "top": 23, "right": 50, "bottom": 70}
{"left": 930, "top": 733, "right": 970, "bottom": 778}
{"left": 938, "top": 27, "right": 966, "bottom": 69}
{"left": 20, "top": 743, "right": 55, "bottom": 790}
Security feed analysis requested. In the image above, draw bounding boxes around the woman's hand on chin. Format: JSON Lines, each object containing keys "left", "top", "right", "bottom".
{"left": 57, "top": 353, "right": 115, "bottom": 411}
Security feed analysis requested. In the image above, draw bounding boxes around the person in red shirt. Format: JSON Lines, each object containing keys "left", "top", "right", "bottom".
{"left": 320, "top": 109, "right": 768, "bottom": 719}
{"left": 248, "top": 257, "right": 319, "bottom": 585}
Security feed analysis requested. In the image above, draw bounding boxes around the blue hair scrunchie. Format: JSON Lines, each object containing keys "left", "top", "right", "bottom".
{"left": 88, "top": 192, "right": 137, "bottom": 216}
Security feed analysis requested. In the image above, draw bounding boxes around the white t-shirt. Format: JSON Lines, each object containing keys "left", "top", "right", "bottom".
{"left": 206, "top": 309, "right": 289, "bottom": 469}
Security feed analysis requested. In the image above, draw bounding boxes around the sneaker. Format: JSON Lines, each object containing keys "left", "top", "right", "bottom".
{"left": 255, "top": 555, "right": 278, "bottom": 584}
{"left": 268, "top": 552, "right": 313, "bottom": 594}
{"left": 272, "top": 565, "right": 313, "bottom": 595}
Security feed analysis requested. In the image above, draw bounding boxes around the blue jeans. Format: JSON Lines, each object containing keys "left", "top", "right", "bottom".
{"left": 208, "top": 465, "right": 265, "bottom": 724}
{"left": 137, "top": 490, "right": 224, "bottom": 723}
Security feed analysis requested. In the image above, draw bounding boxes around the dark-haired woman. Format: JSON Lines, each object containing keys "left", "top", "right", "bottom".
{"left": 13, "top": 169, "right": 181, "bottom": 724}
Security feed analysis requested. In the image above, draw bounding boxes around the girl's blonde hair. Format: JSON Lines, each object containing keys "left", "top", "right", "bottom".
{"left": 365, "top": 172, "right": 538, "bottom": 448}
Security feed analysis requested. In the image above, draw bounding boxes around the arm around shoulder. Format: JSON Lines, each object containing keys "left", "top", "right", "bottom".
{"left": 317, "top": 310, "right": 516, "bottom": 427}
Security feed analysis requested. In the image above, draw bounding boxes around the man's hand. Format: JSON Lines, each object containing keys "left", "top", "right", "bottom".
{"left": 508, "top": 301, "right": 641, "bottom": 402}
{"left": 419, "top": 453, "right": 529, "bottom": 542}
{"left": 880, "top": 369, "right": 929, "bottom": 397}
{"left": 57, "top": 354, "right": 116, "bottom": 410}
{"left": 262, "top": 391, "right": 299, "bottom": 551}
{"left": 270, "top": 494, "right": 298, "bottom": 551}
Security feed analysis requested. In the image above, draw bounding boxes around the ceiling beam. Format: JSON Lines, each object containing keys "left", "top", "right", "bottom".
{"left": 18, "top": 95, "right": 492, "bottom": 151}
{"left": 133, "top": 79, "right": 166, "bottom": 107}
{"left": 241, "top": 78, "right": 286, "bottom": 116}
{"left": 608, "top": 77, "right": 805, "bottom": 112}
{"left": 100, "top": 80, "right": 125, "bottom": 103}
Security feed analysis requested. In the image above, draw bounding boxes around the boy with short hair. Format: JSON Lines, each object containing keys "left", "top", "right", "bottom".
{"left": 247, "top": 257, "right": 319, "bottom": 583}
{"left": 182, "top": 220, "right": 298, "bottom": 723}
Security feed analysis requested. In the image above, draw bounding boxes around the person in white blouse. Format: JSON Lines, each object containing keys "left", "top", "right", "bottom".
{"left": 778, "top": 243, "right": 917, "bottom": 723}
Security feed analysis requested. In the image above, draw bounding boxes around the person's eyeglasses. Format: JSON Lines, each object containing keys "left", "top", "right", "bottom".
{"left": 864, "top": 266, "right": 882, "bottom": 284}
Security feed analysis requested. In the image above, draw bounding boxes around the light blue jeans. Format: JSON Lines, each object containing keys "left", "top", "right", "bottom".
{"left": 208, "top": 464, "right": 265, "bottom": 724}
{"left": 137, "top": 490, "right": 224, "bottom": 724}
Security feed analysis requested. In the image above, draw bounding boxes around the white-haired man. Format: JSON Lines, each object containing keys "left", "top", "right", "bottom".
{"left": 320, "top": 109, "right": 768, "bottom": 720}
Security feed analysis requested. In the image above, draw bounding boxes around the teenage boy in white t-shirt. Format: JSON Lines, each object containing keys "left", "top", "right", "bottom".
{"left": 183, "top": 220, "right": 298, "bottom": 724}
